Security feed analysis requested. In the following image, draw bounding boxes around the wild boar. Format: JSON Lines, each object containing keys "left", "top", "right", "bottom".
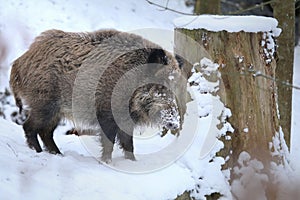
{"left": 10, "top": 29, "right": 183, "bottom": 162}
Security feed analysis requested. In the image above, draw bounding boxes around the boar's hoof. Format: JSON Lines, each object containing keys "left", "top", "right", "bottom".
{"left": 124, "top": 151, "right": 136, "bottom": 161}
{"left": 101, "top": 154, "right": 112, "bottom": 164}
{"left": 27, "top": 137, "right": 42, "bottom": 153}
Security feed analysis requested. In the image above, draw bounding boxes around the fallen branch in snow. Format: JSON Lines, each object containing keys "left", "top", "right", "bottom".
{"left": 6, "top": 143, "right": 18, "bottom": 158}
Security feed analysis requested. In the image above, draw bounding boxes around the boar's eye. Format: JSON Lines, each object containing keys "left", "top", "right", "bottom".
{"left": 162, "top": 55, "right": 168, "bottom": 65}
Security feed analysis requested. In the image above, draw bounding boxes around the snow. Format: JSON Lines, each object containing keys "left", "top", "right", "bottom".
{"left": 200, "top": 58, "right": 219, "bottom": 73}
{"left": 232, "top": 151, "right": 269, "bottom": 200}
{"left": 291, "top": 46, "right": 300, "bottom": 158}
{"left": 187, "top": 58, "right": 233, "bottom": 199}
{"left": 0, "top": 1, "right": 224, "bottom": 199}
{"left": 291, "top": 46, "right": 300, "bottom": 183}
{"left": 173, "top": 15, "right": 282, "bottom": 36}
{"left": 243, "top": 128, "right": 249, "bottom": 133}
{"left": 261, "top": 31, "right": 277, "bottom": 64}
{"left": 0, "top": 0, "right": 299, "bottom": 199}
{"left": 0, "top": 113, "right": 198, "bottom": 200}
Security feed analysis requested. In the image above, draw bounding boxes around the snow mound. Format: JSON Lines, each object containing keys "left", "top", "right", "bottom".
{"left": 173, "top": 15, "right": 281, "bottom": 36}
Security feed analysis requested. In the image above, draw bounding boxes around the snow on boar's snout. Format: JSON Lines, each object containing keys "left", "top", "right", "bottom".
{"left": 129, "top": 83, "right": 180, "bottom": 132}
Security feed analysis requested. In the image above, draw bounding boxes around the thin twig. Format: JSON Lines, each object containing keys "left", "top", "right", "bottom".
{"left": 251, "top": 70, "right": 300, "bottom": 90}
{"left": 157, "top": 0, "right": 169, "bottom": 11}
{"left": 226, "top": 0, "right": 276, "bottom": 15}
{"left": 220, "top": 0, "right": 243, "bottom": 11}
{"left": 145, "top": 0, "right": 195, "bottom": 16}
{"left": 146, "top": 0, "right": 277, "bottom": 16}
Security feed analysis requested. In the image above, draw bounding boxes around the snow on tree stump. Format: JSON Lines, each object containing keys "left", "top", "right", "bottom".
{"left": 174, "top": 15, "right": 291, "bottom": 199}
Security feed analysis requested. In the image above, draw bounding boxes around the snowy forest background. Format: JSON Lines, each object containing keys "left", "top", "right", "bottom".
{"left": 0, "top": 0, "right": 299, "bottom": 199}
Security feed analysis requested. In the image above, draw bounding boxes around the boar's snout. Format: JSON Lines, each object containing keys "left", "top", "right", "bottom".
{"left": 165, "top": 121, "right": 179, "bottom": 130}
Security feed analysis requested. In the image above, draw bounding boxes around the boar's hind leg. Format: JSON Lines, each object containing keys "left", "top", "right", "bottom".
{"left": 23, "top": 115, "right": 43, "bottom": 153}
{"left": 117, "top": 130, "right": 135, "bottom": 161}
{"left": 38, "top": 124, "right": 61, "bottom": 154}
{"left": 38, "top": 106, "right": 61, "bottom": 154}
{"left": 23, "top": 103, "right": 61, "bottom": 154}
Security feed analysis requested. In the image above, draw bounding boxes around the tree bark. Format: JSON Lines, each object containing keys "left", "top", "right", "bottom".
{"left": 271, "top": 0, "right": 295, "bottom": 148}
{"left": 194, "top": 0, "right": 220, "bottom": 15}
{"left": 175, "top": 27, "right": 284, "bottom": 199}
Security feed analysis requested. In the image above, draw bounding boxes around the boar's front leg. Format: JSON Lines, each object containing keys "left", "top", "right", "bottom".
{"left": 98, "top": 110, "right": 135, "bottom": 162}
{"left": 117, "top": 129, "right": 135, "bottom": 161}
{"left": 98, "top": 111, "right": 118, "bottom": 163}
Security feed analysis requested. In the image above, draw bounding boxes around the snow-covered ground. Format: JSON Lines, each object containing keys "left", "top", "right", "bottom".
{"left": 291, "top": 46, "right": 300, "bottom": 165}
{"left": 0, "top": 1, "right": 222, "bottom": 199}
{"left": 0, "top": 0, "right": 299, "bottom": 200}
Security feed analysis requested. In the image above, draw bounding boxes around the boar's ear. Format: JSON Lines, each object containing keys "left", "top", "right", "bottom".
{"left": 175, "top": 54, "right": 184, "bottom": 69}
{"left": 147, "top": 48, "right": 168, "bottom": 65}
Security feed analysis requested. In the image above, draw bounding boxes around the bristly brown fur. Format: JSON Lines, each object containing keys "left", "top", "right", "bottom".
{"left": 9, "top": 29, "right": 182, "bottom": 162}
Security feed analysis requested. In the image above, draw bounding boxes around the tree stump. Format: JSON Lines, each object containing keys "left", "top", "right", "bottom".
{"left": 174, "top": 15, "right": 289, "bottom": 199}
